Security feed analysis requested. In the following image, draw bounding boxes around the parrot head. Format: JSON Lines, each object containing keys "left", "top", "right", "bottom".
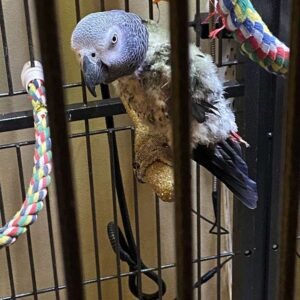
{"left": 71, "top": 10, "right": 149, "bottom": 96}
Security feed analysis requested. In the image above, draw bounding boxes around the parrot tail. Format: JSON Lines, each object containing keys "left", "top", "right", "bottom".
{"left": 192, "top": 138, "right": 258, "bottom": 209}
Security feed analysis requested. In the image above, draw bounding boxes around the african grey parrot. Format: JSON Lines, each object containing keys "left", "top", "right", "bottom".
{"left": 71, "top": 10, "right": 258, "bottom": 209}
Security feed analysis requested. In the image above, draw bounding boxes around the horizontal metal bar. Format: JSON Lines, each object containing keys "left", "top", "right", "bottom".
{"left": 0, "top": 109, "right": 33, "bottom": 132}
{"left": 66, "top": 97, "right": 125, "bottom": 121}
{"left": 0, "top": 98, "right": 125, "bottom": 132}
{"left": 0, "top": 126, "right": 133, "bottom": 152}
{"left": 223, "top": 81, "right": 245, "bottom": 98}
{"left": 0, "top": 83, "right": 242, "bottom": 132}
{"left": 0, "top": 83, "right": 84, "bottom": 99}
{"left": 1, "top": 252, "right": 235, "bottom": 300}
{"left": 217, "top": 60, "right": 242, "bottom": 68}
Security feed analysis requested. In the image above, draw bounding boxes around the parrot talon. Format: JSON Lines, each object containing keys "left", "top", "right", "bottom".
{"left": 230, "top": 131, "right": 250, "bottom": 148}
{"left": 132, "top": 161, "right": 140, "bottom": 170}
{"left": 201, "top": 11, "right": 217, "bottom": 24}
{"left": 161, "top": 81, "right": 169, "bottom": 89}
{"left": 209, "top": 24, "right": 226, "bottom": 39}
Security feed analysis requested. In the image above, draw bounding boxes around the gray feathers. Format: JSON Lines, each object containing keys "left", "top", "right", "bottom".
{"left": 71, "top": 11, "right": 258, "bottom": 209}
{"left": 114, "top": 20, "right": 237, "bottom": 147}
{"left": 72, "top": 12, "right": 237, "bottom": 147}
{"left": 71, "top": 10, "right": 149, "bottom": 83}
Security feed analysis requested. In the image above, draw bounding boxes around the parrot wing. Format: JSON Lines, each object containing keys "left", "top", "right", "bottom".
{"left": 193, "top": 139, "right": 258, "bottom": 209}
{"left": 137, "top": 21, "right": 258, "bottom": 208}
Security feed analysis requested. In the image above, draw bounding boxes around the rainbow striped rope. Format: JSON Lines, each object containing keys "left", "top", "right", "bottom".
{"left": 0, "top": 79, "right": 52, "bottom": 248}
{"left": 153, "top": 0, "right": 289, "bottom": 75}
{"left": 215, "top": 0, "right": 289, "bottom": 75}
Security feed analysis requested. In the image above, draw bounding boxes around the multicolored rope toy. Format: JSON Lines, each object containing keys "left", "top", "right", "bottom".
{"left": 154, "top": 0, "right": 290, "bottom": 75}
{"left": 212, "top": 0, "right": 289, "bottom": 75}
{"left": 0, "top": 61, "right": 52, "bottom": 248}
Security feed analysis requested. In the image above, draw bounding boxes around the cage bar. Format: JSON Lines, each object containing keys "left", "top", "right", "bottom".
{"left": 33, "top": 1, "right": 84, "bottom": 299}
{"left": 0, "top": 1, "right": 297, "bottom": 300}
{"left": 0, "top": 0, "right": 13, "bottom": 95}
{"left": 23, "top": 0, "right": 35, "bottom": 67}
{"left": 130, "top": 129, "right": 143, "bottom": 299}
{"left": 279, "top": 0, "right": 300, "bottom": 298}
{"left": 0, "top": 186, "right": 16, "bottom": 298}
{"left": 44, "top": 194, "right": 61, "bottom": 300}
{"left": 169, "top": 0, "right": 193, "bottom": 299}
{"left": 155, "top": 195, "right": 163, "bottom": 300}
{"left": 16, "top": 146, "right": 38, "bottom": 300}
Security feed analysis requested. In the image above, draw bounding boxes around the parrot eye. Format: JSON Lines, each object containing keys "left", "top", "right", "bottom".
{"left": 91, "top": 53, "right": 96, "bottom": 57}
{"left": 111, "top": 34, "right": 118, "bottom": 44}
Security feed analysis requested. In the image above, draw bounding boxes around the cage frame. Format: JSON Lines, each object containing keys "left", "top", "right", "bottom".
{"left": 0, "top": 0, "right": 298, "bottom": 299}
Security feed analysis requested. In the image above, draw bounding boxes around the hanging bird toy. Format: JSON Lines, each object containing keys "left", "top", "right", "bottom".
{"left": 155, "top": 0, "right": 290, "bottom": 75}
{"left": 0, "top": 62, "right": 52, "bottom": 248}
{"left": 215, "top": 0, "right": 289, "bottom": 75}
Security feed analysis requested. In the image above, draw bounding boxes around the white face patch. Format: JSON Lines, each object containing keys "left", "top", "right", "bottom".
{"left": 71, "top": 11, "right": 149, "bottom": 84}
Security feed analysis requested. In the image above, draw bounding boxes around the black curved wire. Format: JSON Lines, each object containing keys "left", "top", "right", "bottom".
{"left": 102, "top": 84, "right": 166, "bottom": 299}
{"left": 107, "top": 222, "right": 167, "bottom": 299}
{"left": 193, "top": 256, "right": 233, "bottom": 288}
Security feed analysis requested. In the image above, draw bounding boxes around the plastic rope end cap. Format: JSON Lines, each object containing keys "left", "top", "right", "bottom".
{"left": 21, "top": 61, "right": 44, "bottom": 92}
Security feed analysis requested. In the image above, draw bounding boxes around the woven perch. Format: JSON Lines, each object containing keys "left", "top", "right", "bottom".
{"left": 0, "top": 62, "right": 52, "bottom": 248}
{"left": 154, "top": 0, "right": 290, "bottom": 75}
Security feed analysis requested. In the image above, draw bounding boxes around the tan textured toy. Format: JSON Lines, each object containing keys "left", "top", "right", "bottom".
{"left": 121, "top": 99, "right": 174, "bottom": 202}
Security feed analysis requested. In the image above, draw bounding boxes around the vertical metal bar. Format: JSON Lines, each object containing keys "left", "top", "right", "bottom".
{"left": 34, "top": 1, "right": 84, "bottom": 299}
{"left": 131, "top": 129, "right": 142, "bottom": 299}
{"left": 155, "top": 195, "right": 163, "bottom": 300}
{"left": 209, "top": 0, "right": 216, "bottom": 62}
{"left": 279, "top": 0, "right": 300, "bottom": 297}
{"left": 148, "top": 0, "right": 154, "bottom": 20}
{"left": 45, "top": 195, "right": 61, "bottom": 300}
{"left": 196, "top": 165, "right": 201, "bottom": 300}
{"left": 195, "top": 0, "right": 201, "bottom": 47}
{"left": 124, "top": 0, "right": 129, "bottom": 12}
{"left": 233, "top": 1, "right": 281, "bottom": 298}
{"left": 0, "top": 185, "right": 16, "bottom": 298}
{"left": 16, "top": 146, "right": 38, "bottom": 300}
{"left": 0, "top": 0, "right": 13, "bottom": 95}
{"left": 209, "top": 9, "right": 222, "bottom": 300}
{"left": 23, "top": 0, "right": 35, "bottom": 67}
{"left": 74, "top": 3, "right": 103, "bottom": 298}
{"left": 101, "top": 84, "right": 137, "bottom": 256}
{"left": 108, "top": 130, "right": 123, "bottom": 300}
{"left": 74, "top": 0, "right": 89, "bottom": 106}
{"left": 83, "top": 133, "right": 103, "bottom": 300}
{"left": 266, "top": 0, "right": 291, "bottom": 298}
{"left": 99, "top": 0, "right": 105, "bottom": 11}
{"left": 216, "top": 179, "right": 221, "bottom": 300}
{"left": 217, "top": 37, "right": 223, "bottom": 67}
{"left": 169, "top": 1, "right": 193, "bottom": 299}
{"left": 195, "top": 2, "right": 201, "bottom": 297}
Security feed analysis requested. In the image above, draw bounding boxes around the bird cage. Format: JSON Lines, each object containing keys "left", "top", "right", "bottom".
{"left": 0, "top": 0, "right": 299, "bottom": 299}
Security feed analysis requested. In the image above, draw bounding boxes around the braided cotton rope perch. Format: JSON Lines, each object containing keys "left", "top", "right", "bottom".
{"left": 154, "top": 0, "right": 289, "bottom": 75}
{"left": 0, "top": 62, "right": 52, "bottom": 248}
{"left": 213, "top": 0, "right": 289, "bottom": 75}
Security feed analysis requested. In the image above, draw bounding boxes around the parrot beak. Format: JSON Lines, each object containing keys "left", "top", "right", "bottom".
{"left": 85, "top": 79, "right": 97, "bottom": 97}
{"left": 82, "top": 55, "right": 102, "bottom": 97}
